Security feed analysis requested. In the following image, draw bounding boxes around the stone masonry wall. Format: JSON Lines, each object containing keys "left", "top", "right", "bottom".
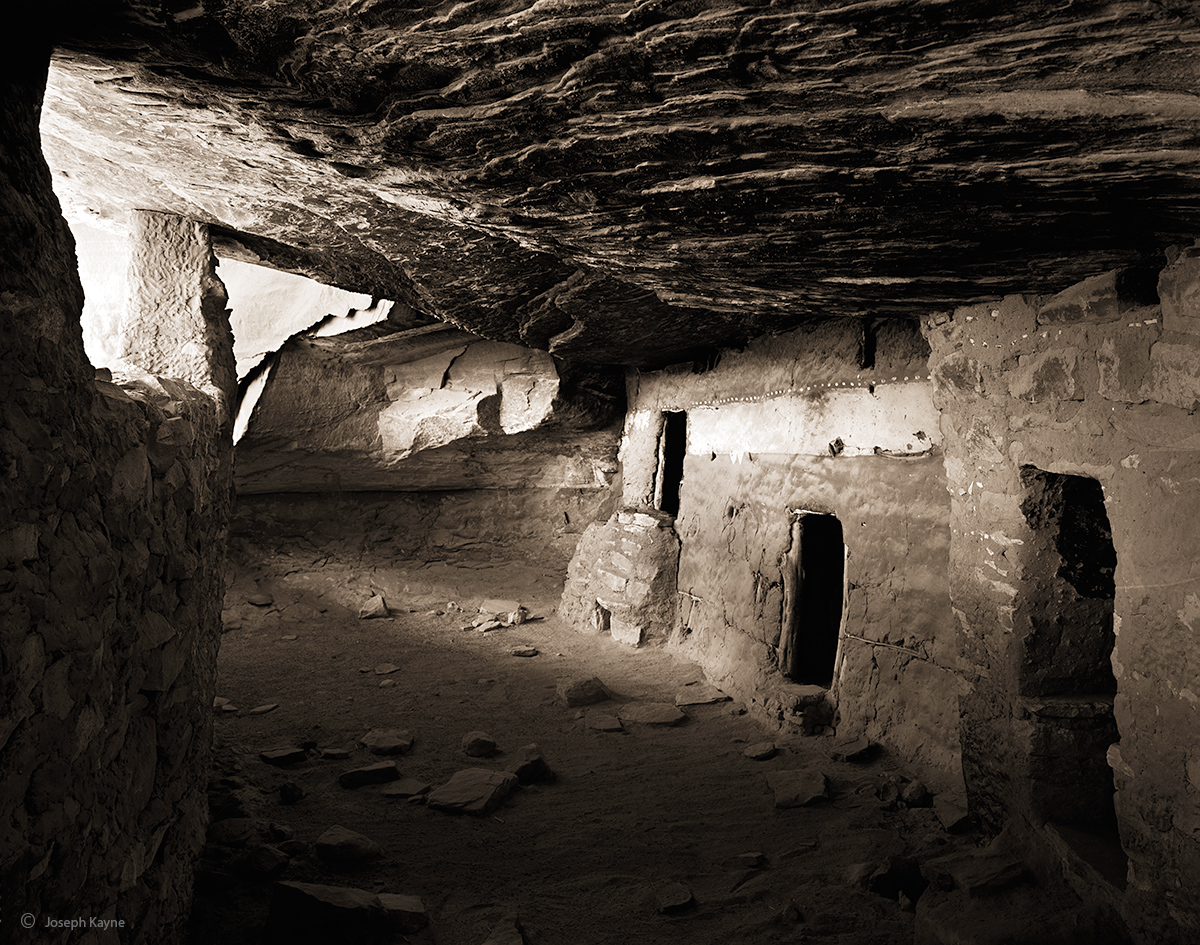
{"left": 923, "top": 261, "right": 1200, "bottom": 945}
{"left": 0, "top": 55, "right": 231, "bottom": 944}
{"left": 562, "top": 320, "right": 965, "bottom": 788}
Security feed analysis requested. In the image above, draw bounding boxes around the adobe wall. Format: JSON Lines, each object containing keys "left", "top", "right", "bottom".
{"left": 923, "top": 263, "right": 1200, "bottom": 944}
{"left": 0, "top": 57, "right": 231, "bottom": 943}
{"left": 562, "top": 320, "right": 965, "bottom": 788}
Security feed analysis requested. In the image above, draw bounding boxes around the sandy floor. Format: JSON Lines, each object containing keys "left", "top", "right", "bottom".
{"left": 187, "top": 538, "right": 979, "bottom": 945}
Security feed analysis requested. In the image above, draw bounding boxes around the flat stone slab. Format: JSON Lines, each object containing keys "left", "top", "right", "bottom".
{"left": 260, "top": 746, "right": 307, "bottom": 766}
{"left": 618, "top": 702, "right": 686, "bottom": 726}
{"left": 831, "top": 735, "right": 876, "bottom": 763}
{"left": 267, "top": 882, "right": 387, "bottom": 944}
{"left": 321, "top": 747, "right": 352, "bottom": 761}
{"left": 767, "top": 770, "right": 831, "bottom": 808}
{"left": 675, "top": 683, "right": 730, "bottom": 706}
{"left": 426, "top": 768, "right": 518, "bottom": 816}
{"left": 374, "top": 662, "right": 399, "bottom": 675}
{"left": 315, "top": 825, "right": 382, "bottom": 863}
{"left": 247, "top": 593, "right": 274, "bottom": 607}
{"left": 743, "top": 741, "right": 777, "bottom": 761}
{"left": 339, "top": 762, "right": 400, "bottom": 789}
{"left": 379, "top": 893, "right": 428, "bottom": 933}
{"left": 248, "top": 703, "right": 279, "bottom": 715}
{"left": 558, "top": 676, "right": 610, "bottom": 707}
{"left": 587, "top": 711, "right": 624, "bottom": 732}
{"left": 511, "top": 646, "right": 539, "bottom": 657}
{"left": 382, "top": 777, "right": 431, "bottom": 798}
{"left": 359, "top": 729, "right": 414, "bottom": 755}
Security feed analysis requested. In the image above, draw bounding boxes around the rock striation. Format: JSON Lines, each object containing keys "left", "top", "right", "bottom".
{"left": 39, "top": 1, "right": 1200, "bottom": 367}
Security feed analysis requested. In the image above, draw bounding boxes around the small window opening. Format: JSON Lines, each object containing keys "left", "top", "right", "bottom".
{"left": 655, "top": 411, "right": 687, "bottom": 516}
{"left": 782, "top": 513, "right": 845, "bottom": 687}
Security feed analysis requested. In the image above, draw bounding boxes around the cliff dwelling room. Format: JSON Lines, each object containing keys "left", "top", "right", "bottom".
{"left": 4, "top": 2, "right": 1200, "bottom": 944}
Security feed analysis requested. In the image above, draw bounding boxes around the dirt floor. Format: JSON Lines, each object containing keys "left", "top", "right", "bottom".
{"left": 186, "top": 529, "right": 984, "bottom": 945}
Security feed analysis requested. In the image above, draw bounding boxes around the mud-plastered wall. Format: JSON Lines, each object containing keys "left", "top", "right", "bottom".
{"left": 612, "top": 321, "right": 964, "bottom": 786}
{"left": 923, "top": 263, "right": 1200, "bottom": 945}
{"left": 0, "top": 57, "right": 231, "bottom": 942}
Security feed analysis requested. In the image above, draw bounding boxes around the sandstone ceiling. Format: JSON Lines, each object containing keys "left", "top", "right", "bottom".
{"left": 42, "top": 0, "right": 1200, "bottom": 367}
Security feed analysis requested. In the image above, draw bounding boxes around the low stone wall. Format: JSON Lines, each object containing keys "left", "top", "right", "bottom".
{"left": 1, "top": 63, "right": 231, "bottom": 943}
{"left": 558, "top": 508, "right": 680, "bottom": 646}
{"left": 923, "top": 260, "right": 1200, "bottom": 945}
{"left": 232, "top": 485, "right": 617, "bottom": 576}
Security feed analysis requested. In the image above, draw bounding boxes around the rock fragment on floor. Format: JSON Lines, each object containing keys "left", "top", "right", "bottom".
{"left": 742, "top": 741, "right": 777, "bottom": 760}
{"left": 510, "top": 646, "right": 538, "bottom": 657}
{"left": 247, "top": 593, "right": 274, "bottom": 607}
{"left": 382, "top": 777, "right": 431, "bottom": 798}
{"left": 207, "top": 817, "right": 259, "bottom": 847}
{"left": 260, "top": 746, "right": 307, "bottom": 766}
{"left": 279, "top": 782, "right": 305, "bottom": 805}
{"left": 248, "top": 703, "right": 279, "bottom": 715}
{"left": 373, "top": 662, "right": 399, "bottom": 675}
{"left": 557, "top": 676, "right": 609, "bottom": 707}
{"left": 587, "top": 711, "right": 624, "bottom": 732}
{"left": 378, "top": 893, "right": 428, "bottom": 933}
{"left": 462, "top": 730, "right": 498, "bottom": 756}
{"left": 934, "top": 794, "right": 972, "bottom": 833}
{"left": 767, "top": 770, "right": 831, "bottom": 807}
{"left": 265, "top": 881, "right": 388, "bottom": 945}
{"left": 618, "top": 702, "right": 686, "bottom": 726}
{"left": 359, "top": 595, "right": 388, "bottom": 619}
{"left": 359, "top": 729, "right": 414, "bottom": 755}
{"left": 481, "top": 917, "right": 528, "bottom": 945}
{"left": 674, "top": 682, "right": 729, "bottom": 706}
{"left": 655, "top": 882, "right": 694, "bottom": 914}
{"left": 901, "top": 779, "right": 932, "bottom": 807}
{"left": 831, "top": 735, "right": 876, "bottom": 763}
{"left": 339, "top": 762, "right": 400, "bottom": 789}
{"left": 426, "top": 768, "right": 518, "bottom": 815}
{"left": 321, "top": 747, "right": 351, "bottom": 761}
{"left": 315, "top": 825, "right": 382, "bottom": 864}
{"left": 506, "top": 744, "right": 555, "bottom": 785}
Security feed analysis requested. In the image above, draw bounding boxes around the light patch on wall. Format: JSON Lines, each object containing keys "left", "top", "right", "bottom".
{"left": 1177, "top": 593, "right": 1200, "bottom": 634}
{"left": 687, "top": 384, "right": 940, "bottom": 457}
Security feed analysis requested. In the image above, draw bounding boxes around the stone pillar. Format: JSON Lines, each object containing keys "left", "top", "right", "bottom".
{"left": 117, "top": 211, "right": 237, "bottom": 426}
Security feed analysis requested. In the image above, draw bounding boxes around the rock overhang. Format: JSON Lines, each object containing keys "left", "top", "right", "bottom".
{"left": 40, "top": 0, "right": 1200, "bottom": 368}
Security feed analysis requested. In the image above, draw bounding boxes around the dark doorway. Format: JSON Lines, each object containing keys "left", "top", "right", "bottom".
{"left": 656, "top": 411, "right": 687, "bottom": 516}
{"left": 1019, "top": 468, "right": 1124, "bottom": 882}
{"left": 783, "top": 514, "right": 845, "bottom": 686}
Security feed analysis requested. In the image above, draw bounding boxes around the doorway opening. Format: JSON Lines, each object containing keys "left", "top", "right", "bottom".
{"left": 655, "top": 411, "right": 687, "bottom": 516}
{"left": 1019, "top": 468, "right": 1124, "bottom": 884}
{"left": 781, "top": 513, "right": 846, "bottom": 687}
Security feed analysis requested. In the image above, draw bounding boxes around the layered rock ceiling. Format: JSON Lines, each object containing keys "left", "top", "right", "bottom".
{"left": 44, "top": 0, "right": 1200, "bottom": 366}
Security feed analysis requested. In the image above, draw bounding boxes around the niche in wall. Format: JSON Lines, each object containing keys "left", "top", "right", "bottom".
{"left": 654, "top": 411, "right": 687, "bottom": 516}
{"left": 780, "top": 513, "right": 846, "bottom": 687}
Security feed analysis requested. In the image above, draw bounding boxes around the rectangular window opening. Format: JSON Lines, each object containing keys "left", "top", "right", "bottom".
{"left": 655, "top": 411, "right": 687, "bottom": 517}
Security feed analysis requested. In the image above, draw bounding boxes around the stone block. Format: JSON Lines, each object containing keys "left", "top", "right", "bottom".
{"left": 1007, "top": 348, "right": 1081, "bottom": 403}
{"left": 1148, "top": 340, "right": 1200, "bottom": 410}
{"left": 1159, "top": 250, "right": 1200, "bottom": 335}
